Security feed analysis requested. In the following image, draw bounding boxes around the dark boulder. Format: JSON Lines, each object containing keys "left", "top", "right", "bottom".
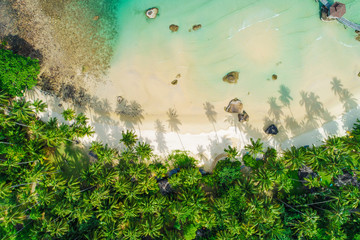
{"left": 265, "top": 124, "right": 278, "bottom": 135}
{"left": 199, "top": 168, "right": 208, "bottom": 176}
{"left": 334, "top": 172, "right": 359, "bottom": 187}
{"left": 225, "top": 98, "right": 243, "bottom": 113}
{"left": 158, "top": 179, "right": 173, "bottom": 195}
{"left": 168, "top": 168, "right": 180, "bottom": 177}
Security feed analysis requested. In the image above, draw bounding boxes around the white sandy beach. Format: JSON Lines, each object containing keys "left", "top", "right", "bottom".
{"left": 21, "top": 0, "right": 360, "bottom": 170}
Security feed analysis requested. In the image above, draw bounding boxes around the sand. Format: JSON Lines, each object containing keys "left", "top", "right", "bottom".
{"left": 12, "top": 0, "right": 360, "bottom": 169}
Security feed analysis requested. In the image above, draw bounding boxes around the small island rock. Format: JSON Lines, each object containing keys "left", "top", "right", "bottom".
{"left": 223, "top": 71, "right": 239, "bottom": 84}
{"left": 145, "top": 7, "right": 159, "bottom": 19}
{"left": 265, "top": 124, "right": 278, "bottom": 135}
{"left": 272, "top": 74, "right": 277, "bottom": 80}
{"left": 225, "top": 98, "right": 243, "bottom": 113}
{"left": 192, "top": 24, "right": 202, "bottom": 31}
{"left": 238, "top": 111, "right": 249, "bottom": 122}
{"left": 171, "top": 79, "right": 178, "bottom": 85}
{"left": 169, "top": 24, "right": 179, "bottom": 32}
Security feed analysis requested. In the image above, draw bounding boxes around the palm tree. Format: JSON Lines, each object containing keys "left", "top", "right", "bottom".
{"left": 32, "top": 99, "right": 47, "bottom": 114}
{"left": 62, "top": 108, "right": 76, "bottom": 121}
{"left": 289, "top": 209, "right": 319, "bottom": 239}
{"left": 245, "top": 138, "right": 264, "bottom": 159}
{"left": 120, "top": 130, "right": 138, "bottom": 149}
{"left": 283, "top": 146, "right": 306, "bottom": 170}
{"left": 135, "top": 142, "right": 152, "bottom": 161}
{"left": 304, "top": 146, "right": 327, "bottom": 172}
{"left": 224, "top": 146, "right": 239, "bottom": 160}
{"left": 140, "top": 215, "right": 163, "bottom": 238}
{"left": 121, "top": 223, "right": 142, "bottom": 240}
{"left": 96, "top": 197, "right": 120, "bottom": 223}
{"left": 254, "top": 168, "right": 275, "bottom": 192}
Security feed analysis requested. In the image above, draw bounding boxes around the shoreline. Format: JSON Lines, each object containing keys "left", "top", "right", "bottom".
{"left": 28, "top": 88, "right": 360, "bottom": 172}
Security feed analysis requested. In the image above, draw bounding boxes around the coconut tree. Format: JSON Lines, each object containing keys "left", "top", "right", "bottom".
{"left": 120, "top": 130, "right": 138, "bottom": 149}
{"left": 245, "top": 138, "right": 264, "bottom": 159}
{"left": 32, "top": 99, "right": 47, "bottom": 115}
{"left": 96, "top": 197, "right": 120, "bottom": 223}
{"left": 135, "top": 142, "right": 152, "bottom": 161}
{"left": 254, "top": 168, "right": 275, "bottom": 192}
{"left": 283, "top": 146, "right": 306, "bottom": 170}
{"left": 224, "top": 146, "right": 239, "bottom": 160}
{"left": 140, "top": 215, "right": 164, "bottom": 238}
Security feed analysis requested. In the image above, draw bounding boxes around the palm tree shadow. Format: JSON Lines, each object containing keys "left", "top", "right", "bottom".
{"left": 278, "top": 84, "right": 293, "bottom": 116}
{"left": 267, "top": 97, "right": 283, "bottom": 121}
{"left": 207, "top": 136, "right": 232, "bottom": 171}
{"left": 154, "top": 119, "right": 168, "bottom": 153}
{"left": 299, "top": 91, "right": 335, "bottom": 128}
{"left": 115, "top": 98, "right": 144, "bottom": 130}
{"left": 203, "top": 102, "right": 217, "bottom": 124}
{"left": 331, "top": 77, "right": 358, "bottom": 112}
{"left": 166, "top": 108, "right": 184, "bottom": 149}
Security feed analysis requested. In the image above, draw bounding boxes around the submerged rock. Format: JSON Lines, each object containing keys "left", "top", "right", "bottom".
{"left": 192, "top": 24, "right": 202, "bottom": 31}
{"left": 145, "top": 7, "right": 159, "bottom": 19}
{"left": 265, "top": 124, "right": 278, "bottom": 135}
{"left": 171, "top": 79, "right": 178, "bottom": 85}
{"left": 225, "top": 98, "right": 243, "bottom": 113}
{"left": 169, "top": 24, "right": 179, "bottom": 32}
{"left": 272, "top": 74, "right": 277, "bottom": 80}
{"left": 223, "top": 71, "right": 239, "bottom": 83}
{"left": 238, "top": 111, "right": 249, "bottom": 122}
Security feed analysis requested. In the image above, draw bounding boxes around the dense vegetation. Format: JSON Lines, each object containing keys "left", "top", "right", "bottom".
{"left": 1, "top": 50, "right": 360, "bottom": 240}
{"left": 0, "top": 48, "right": 40, "bottom": 97}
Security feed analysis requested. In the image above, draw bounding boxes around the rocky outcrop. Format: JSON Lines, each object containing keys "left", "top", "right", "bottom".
{"left": 223, "top": 71, "right": 239, "bottom": 83}
{"left": 265, "top": 124, "right": 278, "bottom": 135}
{"left": 238, "top": 111, "right": 249, "bottom": 122}
{"left": 225, "top": 98, "right": 243, "bottom": 113}
{"left": 192, "top": 24, "right": 202, "bottom": 31}
{"left": 145, "top": 7, "right": 159, "bottom": 19}
{"left": 158, "top": 179, "right": 173, "bottom": 195}
{"left": 334, "top": 171, "right": 359, "bottom": 187}
{"left": 169, "top": 24, "right": 179, "bottom": 32}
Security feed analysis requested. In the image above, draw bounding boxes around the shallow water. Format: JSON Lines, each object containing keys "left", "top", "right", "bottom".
{"left": 84, "top": 0, "right": 360, "bottom": 136}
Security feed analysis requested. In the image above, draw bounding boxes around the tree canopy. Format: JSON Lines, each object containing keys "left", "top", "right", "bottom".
{"left": 0, "top": 49, "right": 40, "bottom": 97}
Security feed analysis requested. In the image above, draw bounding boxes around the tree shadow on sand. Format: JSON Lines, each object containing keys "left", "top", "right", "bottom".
{"left": 166, "top": 108, "right": 184, "bottom": 149}
{"left": 278, "top": 84, "right": 294, "bottom": 116}
{"left": 299, "top": 91, "right": 334, "bottom": 129}
{"left": 330, "top": 78, "right": 358, "bottom": 112}
{"left": 267, "top": 97, "right": 283, "bottom": 121}
{"left": 154, "top": 119, "right": 168, "bottom": 154}
{"left": 115, "top": 98, "right": 144, "bottom": 131}
{"left": 203, "top": 101, "right": 219, "bottom": 139}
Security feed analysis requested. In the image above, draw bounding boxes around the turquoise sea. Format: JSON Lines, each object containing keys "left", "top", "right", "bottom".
{"left": 38, "top": 0, "right": 360, "bottom": 136}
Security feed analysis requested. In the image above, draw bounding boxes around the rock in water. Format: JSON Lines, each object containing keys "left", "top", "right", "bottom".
{"left": 238, "top": 111, "right": 249, "bottom": 122}
{"left": 225, "top": 98, "right": 243, "bottom": 113}
{"left": 272, "top": 74, "right": 277, "bottom": 80}
{"left": 265, "top": 124, "right": 278, "bottom": 135}
{"left": 145, "top": 7, "right": 159, "bottom": 19}
{"left": 169, "top": 24, "right": 179, "bottom": 32}
{"left": 223, "top": 71, "right": 239, "bottom": 83}
{"left": 192, "top": 24, "right": 202, "bottom": 31}
{"left": 171, "top": 79, "right": 178, "bottom": 85}
{"left": 358, "top": 72, "right": 360, "bottom": 77}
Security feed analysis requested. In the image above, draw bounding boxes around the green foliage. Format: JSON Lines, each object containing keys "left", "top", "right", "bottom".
{"left": 169, "top": 150, "right": 197, "bottom": 169}
{"left": 1, "top": 85, "right": 360, "bottom": 239}
{"left": 0, "top": 49, "right": 40, "bottom": 97}
{"left": 213, "top": 159, "right": 242, "bottom": 186}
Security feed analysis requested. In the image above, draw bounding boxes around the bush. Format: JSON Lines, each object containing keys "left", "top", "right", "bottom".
{"left": 0, "top": 49, "right": 40, "bottom": 96}
{"left": 213, "top": 159, "right": 242, "bottom": 186}
{"left": 170, "top": 150, "right": 197, "bottom": 169}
